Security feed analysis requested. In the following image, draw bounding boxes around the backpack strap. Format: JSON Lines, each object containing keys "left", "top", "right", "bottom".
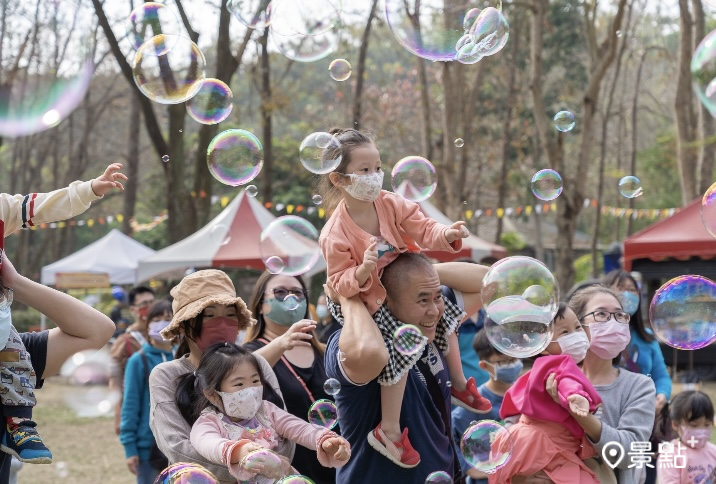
{"left": 138, "top": 349, "right": 150, "bottom": 381}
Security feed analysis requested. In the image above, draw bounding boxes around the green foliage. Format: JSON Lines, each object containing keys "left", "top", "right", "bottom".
{"left": 11, "top": 307, "right": 48, "bottom": 333}
{"left": 573, "top": 254, "right": 603, "bottom": 283}
{"left": 500, "top": 231, "right": 527, "bottom": 252}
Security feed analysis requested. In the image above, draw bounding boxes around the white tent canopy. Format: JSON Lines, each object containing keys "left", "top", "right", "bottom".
{"left": 41, "top": 229, "right": 156, "bottom": 285}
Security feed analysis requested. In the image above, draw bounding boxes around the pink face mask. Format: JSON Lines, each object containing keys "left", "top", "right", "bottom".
{"left": 194, "top": 316, "right": 239, "bottom": 352}
{"left": 680, "top": 426, "right": 713, "bottom": 449}
{"left": 587, "top": 320, "right": 630, "bottom": 359}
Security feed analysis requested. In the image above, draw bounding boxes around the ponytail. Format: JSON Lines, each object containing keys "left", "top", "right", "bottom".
{"left": 653, "top": 400, "right": 673, "bottom": 443}
{"left": 175, "top": 371, "right": 207, "bottom": 426}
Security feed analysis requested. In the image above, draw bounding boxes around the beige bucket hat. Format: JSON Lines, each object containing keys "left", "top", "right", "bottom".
{"left": 160, "top": 269, "right": 255, "bottom": 340}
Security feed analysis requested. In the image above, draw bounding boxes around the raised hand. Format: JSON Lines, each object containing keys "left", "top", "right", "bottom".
{"left": 445, "top": 221, "right": 469, "bottom": 243}
{"left": 279, "top": 320, "right": 317, "bottom": 351}
{"left": 91, "top": 163, "right": 128, "bottom": 197}
{"left": 360, "top": 239, "right": 379, "bottom": 275}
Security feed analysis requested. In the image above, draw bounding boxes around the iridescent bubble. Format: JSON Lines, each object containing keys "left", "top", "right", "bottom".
{"left": 619, "top": 176, "right": 643, "bottom": 198}
{"left": 460, "top": 7, "right": 509, "bottom": 63}
{"left": 530, "top": 169, "right": 563, "bottom": 201}
{"left": 312, "top": 194, "right": 323, "bottom": 205}
{"left": 186, "top": 78, "right": 233, "bottom": 125}
{"left": 323, "top": 378, "right": 341, "bottom": 396}
{"left": 246, "top": 185, "right": 259, "bottom": 197}
{"left": 481, "top": 256, "right": 558, "bottom": 358}
{"left": 391, "top": 156, "right": 438, "bottom": 202}
{"left": 425, "top": 471, "right": 453, "bottom": 483}
{"left": 259, "top": 216, "right": 321, "bottom": 276}
{"left": 132, "top": 34, "right": 206, "bottom": 104}
{"left": 227, "top": 0, "right": 273, "bottom": 30}
{"left": 454, "top": 138, "right": 465, "bottom": 148}
{"left": 276, "top": 477, "right": 316, "bottom": 484}
{"left": 393, "top": 324, "right": 426, "bottom": 356}
{"left": 156, "top": 462, "right": 219, "bottom": 484}
{"left": 701, "top": 182, "right": 716, "bottom": 238}
{"left": 265, "top": 255, "right": 286, "bottom": 274}
{"left": 126, "top": 2, "right": 179, "bottom": 51}
{"left": 0, "top": 1, "right": 95, "bottom": 138}
{"left": 308, "top": 399, "right": 338, "bottom": 429}
{"left": 270, "top": 0, "right": 341, "bottom": 36}
{"left": 272, "top": 27, "right": 341, "bottom": 63}
{"left": 461, "top": 420, "right": 513, "bottom": 473}
{"left": 300, "top": 132, "right": 342, "bottom": 174}
{"left": 60, "top": 348, "right": 121, "bottom": 417}
{"left": 240, "top": 449, "right": 286, "bottom": 477}
{"left": 162, "top": 155, "right": 170, "bottom": 163}
{"left": 650, "top": 275, "right": 716, "bottom": 350}
{"left": 554, "top": 111, "right": 576, "bottom": 132}
{"left": 283, "top": 294, "right": 301, "bottom": 311}
{"left": 692, "top": 29, "right": 716, "bottom": 116}
{"left": 207, "top": 129, "right": 263, "bottom": 186}
{"left": 329, "top": 59, "right": 352, "bottom": 81}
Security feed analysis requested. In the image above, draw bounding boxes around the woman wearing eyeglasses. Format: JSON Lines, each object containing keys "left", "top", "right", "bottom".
{"left": 244, "top": 271, "right": 336, "bottom": 484}
{"left": 544, "top": 285, "right": 656, "bottom": 484}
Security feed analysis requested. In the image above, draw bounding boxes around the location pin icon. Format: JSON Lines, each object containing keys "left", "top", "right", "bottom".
{"left": 602, "top": 442, "right": 625, "bottom": 469}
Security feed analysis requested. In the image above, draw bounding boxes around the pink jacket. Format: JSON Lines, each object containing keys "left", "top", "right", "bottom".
{"left": 190, "top": 402, "right": 345, "bottom": 482}
{"left": 500, "top": 354, "right": 602, "bottom": 440}
{"left": 320, "top": 191, "right": 461, "bottom": 314}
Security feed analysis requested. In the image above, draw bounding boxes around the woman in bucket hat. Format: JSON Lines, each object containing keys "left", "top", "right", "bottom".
{"left": 148, "top": 270, "right": 294, "bottom": 483}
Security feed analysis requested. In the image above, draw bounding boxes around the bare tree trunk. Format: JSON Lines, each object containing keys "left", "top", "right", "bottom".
{"left": 352, "top": 0, "right": 379, "bottom": 129}
{"left": 692, "top": 0, "right": 716, "bottom": 194}
{"left": 123, "top": 93, "right": 141, "bottom": 235}
{"left": 259, "top": 29, "right": 273, "bottom": 203}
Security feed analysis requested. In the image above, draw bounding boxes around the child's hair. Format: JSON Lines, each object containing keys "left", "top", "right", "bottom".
{"left": 472, "top": 327, "right": 500, "bottom": 360}
{"left": 175, "top": 342, "right": 283, "bottom": 425}
{"left": 146, "top": 299, "right": 172, "bottom": 323}
{"left": 316, "top": 128, "right": 376, "bottom": 212}
{"left": 655, "top": 390, "right": 714, "bottom": 441}
{"left": 553, "top": 302, "right": 569, "bottom": 323}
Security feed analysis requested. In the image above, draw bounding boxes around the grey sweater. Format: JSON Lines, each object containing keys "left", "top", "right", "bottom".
{"left": 590, "top": 369, "right": 656, "bottom": 484}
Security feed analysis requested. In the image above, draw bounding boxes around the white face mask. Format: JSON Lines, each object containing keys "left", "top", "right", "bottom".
{"left": 342, "top": 172, "right": 384, "bottom": 202}
{"left": 215, "top": 386, "right": 263, "bottom": 420}
{"left": 554, "top": 331, "right": 589, "bottom": 363}
{"left": 0, "top": 294, "right": 13, "bottom": 349}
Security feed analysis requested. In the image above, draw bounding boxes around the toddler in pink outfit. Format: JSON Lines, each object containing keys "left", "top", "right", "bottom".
{"left": 317, "top": 128, "right": 491, "bottom": 469}
{"left": 176, "top": 343, "right": 350, "bottom": 483}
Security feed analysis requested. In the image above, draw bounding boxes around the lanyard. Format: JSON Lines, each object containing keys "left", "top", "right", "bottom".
{"left": 258, "top": 337, "right": 316, "bottom": 403}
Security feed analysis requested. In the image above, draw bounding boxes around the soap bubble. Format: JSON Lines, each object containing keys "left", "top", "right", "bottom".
{"left": 240, "top": 449, "right": 286, "bottom": 478}
{"left": 481, "top": 256, "right": 558, "bottom": 358}
{"left": 283, "top": 294, "right": 301, "bottom": 311}
{"left": 692, "top": 29, "right": 716, "bottom": 117}
{"left": 618, "top": 176, "right": 643, "bottom": 198}
{"left": 61, "top": 348, "right": 121, "bottom": 417}
{"left": 393, "top": 324, "right": 426, "bottom": 356}
{"left": 209, "top": 225, "right": 230, "bottom": 247}
{"left": 207, "top": 129, "right": 263, "bottom": 186}
{"left": 126, "top": 2, "right": 179, "bottom": 51}
{"left": 265, "top": 256, "right": 286, "bottom": 274}
{"left": 227, "top": 0, "right": 273, "bottom": 30}
{"left": 457, "top": 7, "right": 509, "bottom": 64}
{"left": 156, "top": 462, "right": 219, "bottom": 484}
{"left": 461, "top": 420, "right": 512, "bottom": 473}
{"left": 186, "top": 78, "right": 233, "bottom": 125}
{"left": 300, "top": 132, "right": 342, "bottom": 174}
{"left": 391, "top": 156, "right": 437, "bottom": 202}
{"left": 246, "top": 185, "right": 259, "bottom": 197}
{"left": 454, "top": 138, "right": 465, "bottom": 148}
{"left": 530, "top": 169, "right": 563, "bottom": 201}
{"left": 323, "top": 378, "right": 341, "bottom": 396}
{"left": 277, "top": 477, "right": 316, "bottom": 484}
{"left": 337, "top": 350, "right": 347, "bottom": 362}
{"left": 0, "top": 0, "right": 95, "bottom": 138}
{"left": 308, "top": 399, "right": 338, "bottom": 429}
{"left": 329, "top": 59, "right": 352, "bottom": 81}
{"left": 650, "top": 275, "right": 716, "bottom": 350}
{"left": 162, "top": 155, "right": 170, "bottom": 163}
{"left": 270, "top": 0, "right": 341, "bottom": 36}
{"left": 554, "top": 111, "right": 576, "bottom": 132}
{"left": 133, "top": 34, "right": 206, "bottom": 104}
{"left": 272, "top": 28, "right": 341, "bottom": 63}
{"left": 55, "top": 461, "right": 70, "bottom": 479}
{"left": 260, "top": 216, "right": 321, "bottom": 276}
{"left": 701, "top": 182, "right": 716, "bottom": 238}
{"left": 425, "top": 471, "right": 453, "bottom": 483}
{"left": 312, "top": 194, "right": 323, "bottom": 205}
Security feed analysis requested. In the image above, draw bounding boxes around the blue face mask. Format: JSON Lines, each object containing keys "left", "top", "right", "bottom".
{"left": 621, "top": 291, "right": 640, "bottom": 315}
{"left": 265, "top": 297, "right": 307, "bottom": 326}
{"left": 487, "top": 360, "right": 523, "bottom": 384}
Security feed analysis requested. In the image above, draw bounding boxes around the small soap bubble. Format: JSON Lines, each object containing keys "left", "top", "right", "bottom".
{"left": 337, "top": 350, "right": 347, "bottom": 362}
{"left": 210, "top": 225, "right": 230, "bottom": 246}
{"left": 553, "top": 111, "right": 576, "bottom": 132}
{"left": 308, "top": 399, "right": 339, "bottom": 429}
{"left": 391, "top": 156, "right": 438, "bottom": 202}
{"left": 454, "top": 138, "right": 465, "bottom": 148}
{"left": 283, "top": 294, "right": 301, "bottom": 311}
{"left": 156, "top": 462, "right": 219, "bottom": 483}
{"left": 393, "top": 324, "right": 426, "bottom": 356}
{"left": 312, "top": 194, "right": 323, "bottom": 205}
{"left": 460, "top": 420, "right": 513, "bottom": 473}
{"left": 260, "top": 216, "right": 321, "bottom": 276}
{"left": 618, "top": 176, "right": 643, "bottom": 198}
{"left": 265, "top": 256, "right": 286, "bottom": 275}
{"left": 323, "top": 378, "right": 341, "bottom": 396}
{"left": 207, "top": 129, "right": 263, "bottom": 186}
{"left": 162, "top": 155, "right": 170, "bottom": 163}
{"left": 530, "top": 169, "right": 563, "bottom": 201}
{"left": 701, "top": 182, "right": 716, "bottom": 238}
{"left": 246, "top": 185, "right": 259, "bottom": 197}
{"left": 300, "top": 132, "right": 342, "bottom": 174}
{"left": 425, "top": 471, "right": 453, "bottom": 483}
{"left": 329, "top": 59, "right": 352, "bottom": 81}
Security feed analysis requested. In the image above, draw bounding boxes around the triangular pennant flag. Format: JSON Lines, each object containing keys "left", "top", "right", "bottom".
{"left": 485, "top": 209, "right": 493, "bottom": 217}
{"left": 535, "top": 205, "right": 542, "bottom": 214}
{"left": 87, "top": 219, "right": 95, "bottom": 227}
{"left": 276, "top": 203, "right": 285, "bottom": 211}
{"left": 550, "top": 203, "right": 557, "bottom": 211}
{"left": 318, "top": 208, "right": 326, "bottom": 218}
{"left": 78, "top": 220, "right": 86, "bottom": 226}
{"left": 116, "top": 214, "right": 124, "bottom": 223}
{"left": 107, "top": 216, "right": 114, "bottom": 224}
{"left": 525, "top": 206, "right": 532, "bottom": 216}
{"left": 465, "top": 210, "right": 474, "bottom": 220}
{"left": 583, "top": 198, "right": 591, "bottom": 208}
{"left": 58, "top": 221, "right": 66, "bottom": 228}
{"left": 475, "top": 209, "right": 483, "bottom": 218}
{"left": 505, "top": 208, "right": 514, "bottom": 216}
{"left": 287, "top": 205, "right": 295, "bottom": 214}
{"left": 496, "top": 208, "right": 505, "bottom": 218}
{"left": 515, "top": 207, "right": 523, "bottom": 215}
{"left": 50, "top": 222, "right": 57, "bottom": 228}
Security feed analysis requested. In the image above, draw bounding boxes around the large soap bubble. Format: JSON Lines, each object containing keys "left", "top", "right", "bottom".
{"left": 186, "top": 78, "right": 233, "bottom": 125}
{"left": 692, "top": 28, "right": 716, "bottom": 117}
{"left": 702, "top": 182, "right": 716, "bottom": 238}
{"left": 481, "top": 256, "right": 558, "bottom": 358}
{"left": 650, "top": 275, "right": 716, "bottom": 350}
{"left": 60, "top": 348, "right": 120, "bottom": 417}
{"left": 391, "top": 156, "right": 437, "bottom": 202}
{"left": 271, "top": 28, "right": 341, "bottom": 63}
{"left": 227, "top": 0, "right": 273, "bottom": 30}
{"left": 240, "top": 449, "right": 288, "bottom": 479}
{"left": 259, "top": 216, "right": 321, "bottom": 276}
{"left": 207, "top": 129, "right": 263, "bottom": 186}
{"left": 269, "top": 0, "right": 341, "bottom": 36}
{"left": 460, "top": 420, "right": 512, "bottom": 473}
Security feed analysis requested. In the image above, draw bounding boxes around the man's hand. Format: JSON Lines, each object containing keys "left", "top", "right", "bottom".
{"left": 445, "top": 221, "right": 469, "bottom": 243}
{"left": 91, "top": 163, "right": 127, "bottom": 197}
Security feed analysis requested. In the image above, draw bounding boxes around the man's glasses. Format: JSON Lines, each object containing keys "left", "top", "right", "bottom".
{"left": 132, "top": 299, "right": 154, "bottom": 309}
{"left": 580, "top": 310, "right": 630, "bottom": 325}
{"left": 266, "top": 288, "right": 306, "bottom": 302}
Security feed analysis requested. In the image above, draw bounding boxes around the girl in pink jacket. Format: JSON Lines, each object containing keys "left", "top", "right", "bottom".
{"left": 176, "top": 343, "right": 350, "bottom": 483}
{"left": 317, "top": 128, "right": 490, "bottom": 469}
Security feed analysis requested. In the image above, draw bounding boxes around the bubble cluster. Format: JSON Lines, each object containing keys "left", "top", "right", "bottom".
{"left": 246, "top": 185, "right": 259, "bottom": 197}
{"left": 308, "top": 399, "right": 339, "bottom": 429}
{"left": 156, "top": 462, "right": 219, "bottom": 484}
{"left": 323, "top": 378, "right": 341, "bottom": 396}
{"left": 530, "top": 169, "right": 563, "bottom": 201}
{"left": 186, "top": 78, "right": 233, "bottom": 125}
{"left": 460, "top": 420, "right": 513, "bottom": 473}
{"left": 692, "top": 29, "right": 716, "bottom": 117}
{"left": 701, "top": 182, "right": 716, "bottom": 238}
{"left": 227, "top": 0, "right": 273, "bottom": 30}
{"left": 425, "top": 471, "right": 453, "bottom": 483}
{"left": 554, "top": 111, "right": 576, "bottom": 132}
{"left": 207, "top": 129, "right": 263, "bottom": 186}
{"left": 259, "top": 216, "right": 321, "bottom": 276}
{"left": 393, "top": 324, "right": 426, "bottom": 356}
{"left": 240, "top": 449, "right": 286, "bottom": 477}
{"left": 650, "top": 275, "right": 716, "bottom": 350}
{"left": 456, "top": 7, "right": 510, "bottom": 65}
{"left": 300, "top": 132, "right": 343, "bottom": 174}
{"left": 391, "top": 156, "right": 438, "bottom": 202}
{"left": 329, "top": 59, "right": 352, "bottom": 81}
{"left": 126, "top": 2, "right": 179, "bottom": 51}
{"left": 133, "top": 34, "right": 206, "bottom": 104}
{"left": 481, "top": 256, "right": 558, "bottom": 358}
{"left": 618, "top": 176, "right": 643, "bottom": 198}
